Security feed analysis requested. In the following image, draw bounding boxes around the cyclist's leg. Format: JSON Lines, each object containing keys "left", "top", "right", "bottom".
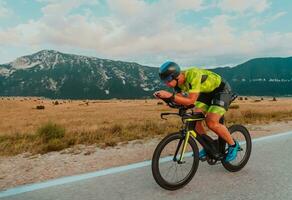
{"left": 205, "top": 92, "right": 234, "bottom": 145}
{"left": 194, "top": 100, "right": 209, "bottom": 135}
{"left": 194, "top": 105, "right": 209, "bottom": 159}
{"left": 205, "top": 111, "right": 234, "bottom": 145}
{"left": 194, "top": 108, "right": 206, "bottom": 135}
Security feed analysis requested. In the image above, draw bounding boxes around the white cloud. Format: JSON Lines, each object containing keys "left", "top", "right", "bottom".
{"left": 218, "top": 0, "right": 270, "bottom": 13}
{"left": 40, "top": 0, "right": 98, "bottom": 16}
{"left": 173, "top": 0, "right": 203, "bottom": 11}
{"left": 250, "top": 11, "right": 287, "bottom": 28}
{"left": 0, "top": 0, "right": 12, "bottom": 19}
{"left": 0, "top": 0, "right": 291, "bottom": 67}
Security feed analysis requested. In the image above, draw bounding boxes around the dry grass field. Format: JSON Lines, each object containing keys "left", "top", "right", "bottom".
{"left": 1, "top": 97, "right": 292, "bottom": 156}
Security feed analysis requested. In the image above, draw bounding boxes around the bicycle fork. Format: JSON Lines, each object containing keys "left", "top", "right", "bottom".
{"left": 174, "top": 129, "right": 197, "bottom": 164}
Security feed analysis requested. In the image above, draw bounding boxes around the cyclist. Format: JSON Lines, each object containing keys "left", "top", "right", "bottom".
{"left": 154, "top": 61, "right": 239, "bottom": 162}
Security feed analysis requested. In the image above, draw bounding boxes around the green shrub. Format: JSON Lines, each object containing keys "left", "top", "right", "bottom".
{"left": 37, "top": 122, "right": 65, "bottom": 142}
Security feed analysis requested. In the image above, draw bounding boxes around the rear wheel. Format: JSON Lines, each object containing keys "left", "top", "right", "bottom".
{"left": 152, "top": 132, "right": 199, "bottom": 190}
{"left": 222, "top": 124, "right": 252, "bottom": 172}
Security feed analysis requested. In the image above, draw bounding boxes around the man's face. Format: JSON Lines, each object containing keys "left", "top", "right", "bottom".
{"left": 165, "top": 79, "right": 177, "bottom": 88}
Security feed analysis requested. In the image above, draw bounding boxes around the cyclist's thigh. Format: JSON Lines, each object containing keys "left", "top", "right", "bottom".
{"left": 194, "top": 107, "right": 205, "bottom": 124}
{"left": 195, "top": 93, "right": 212, "bottom": 114}
{"left": 194, "top": 107, "right": 205, "bottom": 113}
{"left": 207, "top": 92, "right": 233, "bottom": 116}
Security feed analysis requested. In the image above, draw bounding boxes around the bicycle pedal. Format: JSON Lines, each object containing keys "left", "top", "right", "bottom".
{"left": 199, "top": 157, "right": 207, "bottom": 162}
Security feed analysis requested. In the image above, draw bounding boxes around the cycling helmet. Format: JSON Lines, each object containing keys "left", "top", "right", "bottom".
{"left": 159, "top": 61, "right": 181, "bottom": 82}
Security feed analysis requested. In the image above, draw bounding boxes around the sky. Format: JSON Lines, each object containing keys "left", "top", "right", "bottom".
{"left": 0, "top": 0, "right": 291, "bottom": 68}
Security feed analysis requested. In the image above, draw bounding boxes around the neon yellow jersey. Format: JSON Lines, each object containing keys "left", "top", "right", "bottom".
{"left": 178, "top": 67, "right": 222, "bottom": 93}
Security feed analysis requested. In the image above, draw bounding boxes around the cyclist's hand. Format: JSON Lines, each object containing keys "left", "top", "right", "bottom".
{"left": 153, "top": 90, "right": 172, "bottom": 99}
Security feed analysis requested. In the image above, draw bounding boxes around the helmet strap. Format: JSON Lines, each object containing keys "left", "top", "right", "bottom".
{"left": 173, "top": 78, "right": 181, "bottom": 93}
{"left": 174, "top": 78, "right": 179, "bottom": 87}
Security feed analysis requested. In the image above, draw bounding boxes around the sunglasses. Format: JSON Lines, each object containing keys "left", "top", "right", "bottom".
{"left": 163, "top": 75, "right": 174, "bottom": 83}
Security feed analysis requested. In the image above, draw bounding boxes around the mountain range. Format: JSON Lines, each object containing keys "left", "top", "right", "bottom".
{"left": 0, "top": 50, "right": 291, "bottom": 99}
{"left": 0, "top": 50, "right": 160, "bottom": 99}
{"left": 211, "top": 57, "right": 292, "bottom": 96}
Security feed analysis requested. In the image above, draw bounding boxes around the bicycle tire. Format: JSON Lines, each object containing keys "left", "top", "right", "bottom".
{"left": 222, "top": 124, "right": 252, "bottom": 172}
{"left": 152, "top": 132, "right": 199, "bottom": 190}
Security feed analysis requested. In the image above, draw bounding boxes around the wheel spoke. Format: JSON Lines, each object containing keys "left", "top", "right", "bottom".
{"left": 155, "top": 134, "right": 198, "bottom": 185}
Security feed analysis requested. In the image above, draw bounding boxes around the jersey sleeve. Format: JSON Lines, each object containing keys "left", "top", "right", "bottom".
{"left": 187, "top": 70, "right": 202, "bottom": 93}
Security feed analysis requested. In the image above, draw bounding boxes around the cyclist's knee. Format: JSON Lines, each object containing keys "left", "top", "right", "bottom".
{"left": 195, "top": 121, "right": 204, "bottom": 132}
{"left": 196, "top": 121, "right": 204, "bottom": 127}
{"left": 205, "top": 118, "right": 220, "bottom": 130}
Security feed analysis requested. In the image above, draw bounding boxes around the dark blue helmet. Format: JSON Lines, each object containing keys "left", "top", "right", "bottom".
{"left": 159, "top": 61, "right": 181, "bottom": 82}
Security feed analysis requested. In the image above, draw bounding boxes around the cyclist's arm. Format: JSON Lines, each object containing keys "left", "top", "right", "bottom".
{"left": 173, "top": 70, "right": 201, "bottom": 106}
{"left": 173, "top": 92, "right": 199, "bottom": 106}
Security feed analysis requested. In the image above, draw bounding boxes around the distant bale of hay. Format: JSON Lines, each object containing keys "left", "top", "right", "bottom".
{"left": 229, "top": 104, "right": 240, "bottom": 109}
{"left": 244, "top": 97, "right": 248, "bottom": 100}
{"left": 36, "top": 105, "right": 45, "bottom": 110}
{"left": 157, "top": 102, "right": 164, "bottom": 105}
{"left": 261, "top": 97, "right": 264, "bottom": 100}
{"left": 254, "top": 100, "right": 261, "bottom": 102}
{"left": 238, "top": 97, "right": 243, "bottom": 100}
{"left": 53, "top": 101, "right": 59, "bottom": 105}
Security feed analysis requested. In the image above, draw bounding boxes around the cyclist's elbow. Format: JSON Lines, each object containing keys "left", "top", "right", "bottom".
{"left": 186, "top": 99, "right": 195, "bottom": 105}
{"left": 188, "top": 93, "right": 199, "bottom": 104}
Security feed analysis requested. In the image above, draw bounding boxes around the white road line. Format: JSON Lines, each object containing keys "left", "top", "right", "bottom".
{"left": 1, "top": 130, "right": 292, "bottom": 198}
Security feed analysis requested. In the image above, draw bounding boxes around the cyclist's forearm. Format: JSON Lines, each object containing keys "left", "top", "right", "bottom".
{"left": 174, "top": 93, "right": 199, "bottom": 106}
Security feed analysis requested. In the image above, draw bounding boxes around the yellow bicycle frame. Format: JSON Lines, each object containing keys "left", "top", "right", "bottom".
{"left": 178, "top": 118, "right": 203, "bottom": 162}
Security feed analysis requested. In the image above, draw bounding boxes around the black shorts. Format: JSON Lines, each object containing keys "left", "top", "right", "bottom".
{"left": 196, "top": 81, "right": 233, "bottom": 115}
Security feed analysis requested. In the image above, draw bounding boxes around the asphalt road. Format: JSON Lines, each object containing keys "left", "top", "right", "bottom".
{"left": 1, "top": 132, "right": 292, "bottom": 200}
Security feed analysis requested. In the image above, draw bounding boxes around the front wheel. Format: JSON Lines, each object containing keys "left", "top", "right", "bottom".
{"left": 151, "top": 132, "right": 199, "bottom": 190}
{"left": 221, "top": 124, "right": 252, "bottom": 172}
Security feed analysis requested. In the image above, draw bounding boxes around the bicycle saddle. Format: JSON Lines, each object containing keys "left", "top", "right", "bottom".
{"left": 182, "top": 112, "right": 205, "bottom": 120}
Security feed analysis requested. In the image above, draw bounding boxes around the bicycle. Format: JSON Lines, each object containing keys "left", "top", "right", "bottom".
{"left": 151, "top": 96, "right": 252, "bottom": 190}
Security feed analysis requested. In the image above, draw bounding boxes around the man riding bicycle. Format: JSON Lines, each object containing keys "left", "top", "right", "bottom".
{"left": 154, "top": 61, "right": 239, "bottom": 162}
